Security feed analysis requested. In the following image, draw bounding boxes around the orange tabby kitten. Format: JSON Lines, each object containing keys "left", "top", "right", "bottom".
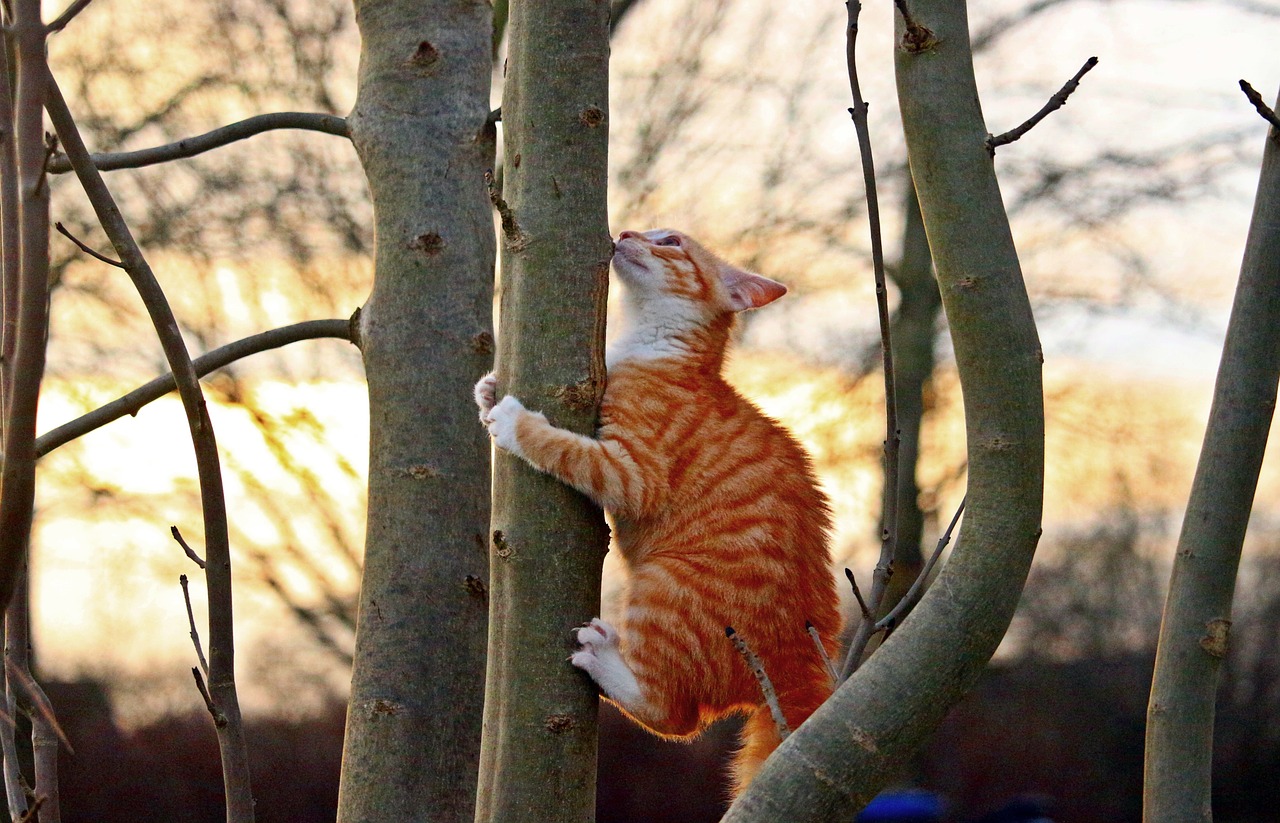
{"left": 475, "top": 228, "right": 841, "bottom": 793}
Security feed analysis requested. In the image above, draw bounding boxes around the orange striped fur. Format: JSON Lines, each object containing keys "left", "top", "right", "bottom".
{"left": 476, "top": 228, "right": 841, "bottom": 795}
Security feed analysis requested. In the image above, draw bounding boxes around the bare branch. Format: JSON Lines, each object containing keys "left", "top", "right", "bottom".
{"left": 15, "top": 796, "right": 43, "bottom": 823}
{"left": 726, "top": 627, "right": 789, "bottom": 740}
{"left": 0, "top": 0, "right": 54, "bottom": 630}
{"left": 54, "top": 221, "right": 122, "bottom": 267}
{"left": 840, "top": 0, "right": 901, "bottom": 684}
{"left": 6, "top": 558, "right": 68, "bottom": 823}
{"left": 0, "top": 684, "right": 25, "bottom": 820}
{"left": 844, "top": 567, "right": 872, "bottom": 623}
{"left": 190, "top": 667, "right": 226, "bottom": 727}
{"left": 171, "top": 526, "right": 206, "bottom": 569}
{"left": 1239, "top": 79, "right": 1280, "bottom": 135}
{"left": 0, "top": 26, "right": 19, "bottom": 433}
{"left": 44, "top": 0, "right": 92, "bottom": 33}
{"left": 31, "top": 132, "right": 56, "bottom": 197}
{"left": 180, "top": 574, "right": 210, "bottom": 676}
{"left": 877, "top": 496, "right": 966, "bottom": 631}
{"left": 46, "top": 112, "right": 350, "bottom": 174}
{"left": 4, "top": 663, "right": 72, "bottom": 752}
{"left": 35, "top": 318, "right": 355, "bottom": 457}
{"left": 987, "top": 57, "right": 1099, "bottom": 156}
{"left": 806, "top": 620, "right": 838, "bottom": 686}
{"left": 44, "top": 68, "right": 256, "bottom": 821}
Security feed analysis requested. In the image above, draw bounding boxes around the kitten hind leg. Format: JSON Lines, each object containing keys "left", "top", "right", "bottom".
{"left": 571, "top": 619, "right": 645, "bottom": 708}
{"left": 571, "top": 618, "right": 698, "bottom": 736}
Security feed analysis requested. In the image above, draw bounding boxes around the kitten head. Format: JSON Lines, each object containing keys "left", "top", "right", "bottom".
{"left": 612, "top": 229, "right": 787, "bottom": 318}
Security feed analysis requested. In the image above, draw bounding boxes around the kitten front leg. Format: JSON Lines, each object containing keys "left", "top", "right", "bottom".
{"left": 483, "top": 395, "right": 532, "bottom": 458}
{"left": 475, "top": 389, "right": 650, "bottom": 516}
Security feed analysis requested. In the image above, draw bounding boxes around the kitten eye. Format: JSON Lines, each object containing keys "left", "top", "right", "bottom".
{"left": 654, "top": 236, "right": 681, "bottom": 247}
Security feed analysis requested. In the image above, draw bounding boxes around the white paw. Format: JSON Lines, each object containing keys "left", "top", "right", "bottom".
{"left": 570, "top": 618, "right": 643, "bottom": 708}
{"left": 575, "top": 617, "right": 619, "bottom": 648}
{"left": 485, "top": 395, "right": 527, "bottom": 456}
{"left": 474, "top": 372, "right": 497, "bottom": 423}
{"left": 570, "top": 618, "right": 618, "bottom": 676}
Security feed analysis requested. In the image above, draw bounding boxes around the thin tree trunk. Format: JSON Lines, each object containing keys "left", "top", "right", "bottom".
{"left": 1143, "top": 89, "right": 1280, "bottom": 823}
{"left": 724, "top": 1, "right": 1043, "bottom": 817}
{"left": 335, "top": 2, "right": 495, "bottom": 821}
{"left": 475, "top": 0, "right": 612, "bottom": 819}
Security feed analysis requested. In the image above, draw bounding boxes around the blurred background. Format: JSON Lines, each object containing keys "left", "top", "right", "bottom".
{"left": 28, "top": 0, "right": 1280, "bottom": 819}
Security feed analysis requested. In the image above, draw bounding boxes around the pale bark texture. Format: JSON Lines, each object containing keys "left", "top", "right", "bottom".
{"left": 475, "top": 0, "right": 612, "bottom": 820}
{"left": 1144, "top": 90, "right": 1280, "bottom": 823}
{"left": 335, "top": 1, "right": 495, "bottom": 820}
{"left": 724, "top": 2, "right": 1044, "bottom": 818}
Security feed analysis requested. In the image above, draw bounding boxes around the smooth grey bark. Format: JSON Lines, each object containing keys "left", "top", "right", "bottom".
{"left": 724, "top": 2, "right": 1043, "bottom": 818}
{"left": 335, "top": 1, "right": 495, "bottom": 821}
{"left": 1143, "top": 90, "right": 1280, "bottom": 823}
{"left": 475, "top": 0, "right": 612, "bottom": 820}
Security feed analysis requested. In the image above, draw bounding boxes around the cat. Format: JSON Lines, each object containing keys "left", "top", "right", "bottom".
{"left": 474, "top": 228, "right": 841, "bottom": 794}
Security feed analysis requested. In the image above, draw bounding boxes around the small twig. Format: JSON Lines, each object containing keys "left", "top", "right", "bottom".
{"left": 844, "top": 568, "right": 872, "bottom": 622}
{"left": 54, "top": 221, "right": 123, "bottom": 268}
{"left": 805, "top": 620, "right": 838, "bottom": 686}
{"left": 180, "top": 574, "right": 210, "bottom": 676}
{"left": 4, "top": 663, "right": 73, "bottom": 752}
{"left": 726, "top": 627, "right": 789, "bottom": 740}
{"left": 32, "top": 132, "right": 56, "bottom": 196}
{"left": 987, "top": 56, "right": 1099, "bottom": 156}
{"left": 15, "top": 795, "right": 43, "bottom": 823}
{"left": 1239, "top": 79, "right": 1280, "bottom": 135}
{"left": 44, "top": 0, "right": 93, "bottom": 32}
{"left": 876, "top": 496, "right": 966, "bottom": 631}
{"left": 171, "top": 526, "right": 206, "bottom": 569}
{"left": 190, "top": 667, "right": 227, "bottom": 728}
{"left": 35, "top": 318, "right": 355, "bottom": 457}
{"left": 485, "top": 168, "right": 529, "bottom": 250}
{"left": 842, "top": 0, "right": 902, "bottom": 687}
{"left": 46, "top": 111, "right": 350, "bottom": 175}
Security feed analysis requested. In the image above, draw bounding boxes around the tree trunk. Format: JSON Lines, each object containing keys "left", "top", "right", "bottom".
{"left": 475, "top": 0, "right": 612, "bottom": 820}
{"left": 1143, "top": 89, "right": 1280, "bottom": 823}
{"left": 336, "top": 1, "right": 495, "bottom": 820}
{"left": 724, "top": 2, "right": 1044, "bottom": 818}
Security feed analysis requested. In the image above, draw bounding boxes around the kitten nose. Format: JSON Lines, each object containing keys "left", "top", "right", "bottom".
{"left": 617, "top": 230, "right": 642, "bottom": 241}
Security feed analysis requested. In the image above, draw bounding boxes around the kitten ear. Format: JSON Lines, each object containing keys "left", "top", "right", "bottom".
{"left": 720, "top": 266, "right": 787, "bottom": 312}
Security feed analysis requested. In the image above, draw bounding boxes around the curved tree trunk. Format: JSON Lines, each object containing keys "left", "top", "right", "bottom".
{"left": 724, "top": 2, "right": 1043, "bottom": 818}
{"left": 1144, "top": 88, "right": 1280, "bottom": 823}
{"left": 336, "top": 2, "right": 496, "bottom": 820}
{"left": 475, "top": 0, "right": 613, "bottom": 820}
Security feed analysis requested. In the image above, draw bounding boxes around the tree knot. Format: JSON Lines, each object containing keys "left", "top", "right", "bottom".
{"left": 1200, "top": 618, "right": 1231, "bottom": 658}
